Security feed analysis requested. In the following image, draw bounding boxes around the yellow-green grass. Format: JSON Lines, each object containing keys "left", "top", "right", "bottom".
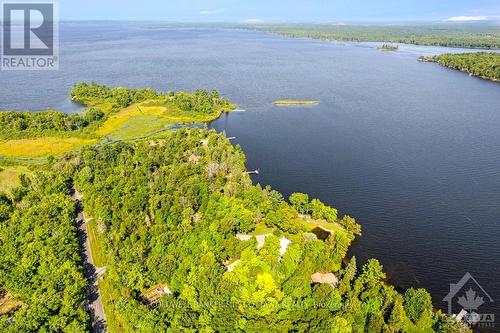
{"left": 99, "top": 279, "right": 129, "bottom": 333}
{"left": 0, "top": 99, "right": 227, "bottom": 158}
{"left": 0, "top": 165, "right": 31, "bottom": 193}
{"left": 250, "top": 222, "right": 274, "bottom": 236}
{"left": 86, "top": 218, "right": 107, "bottom": 268}
{"left": 96, "top": 103, "right": 161, "bottom": 137}
{"left": 0, "top": 137, "right": 97, "bottom": 158}
{"left": 273, "top": 100, "right": 319, "bottom": 105}
{"left": 73, "top": 97, "right": 115, "bottom": 113}
{"left": 102, "top": 114, "right": 165, "bottom": 141}
{"left": 87, "top": 218, "right": 125, "bottom": 332}
{"left": 301, "top": 216, "right": 348, "bottom": 238}
{"left": 96, "top": 101, "right": 226, "bottom": 140}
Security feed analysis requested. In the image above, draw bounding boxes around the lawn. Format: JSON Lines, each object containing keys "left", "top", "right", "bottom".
{"left": 301, "top": 215, "right": 348, "bottom": 238}
{"left": 250, "top": 222, "right": 274, "bottom": 236}
{"left": 86, "top": 218, "right": 107, "bottom": 268}
{"left": 86, "top": 217, "right": 125, "bottom": 332}
{"left": 98, "top": 279, "right": 128, "bottom": 333}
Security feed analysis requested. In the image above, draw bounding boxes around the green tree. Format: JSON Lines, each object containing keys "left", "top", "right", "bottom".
{"left": 388, "top": 296, "right": 407, "bottom": 331}
{"left": 289, "top": 192, "right": 310, "bottom": 214}
{"left": 433, "top": 312, "right": 472, "bottom": 333}
{"left": 403, "top": 288, "right": 433, "bottom": 326}
{"left": 331, "top": 316, "right": 352, "bottom": 333}
{"left": 340, "top": 215, "right": 361, "bottom": 236}
{"left": 361, "top": 259, "right": 386, "bottom": 285}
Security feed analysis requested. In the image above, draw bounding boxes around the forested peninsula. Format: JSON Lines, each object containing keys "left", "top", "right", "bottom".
{"left": 420, "top": 52, "right": 500, "bottom": 82}
{"left": 0, "top": 84, "right": 470, "bottom": 333}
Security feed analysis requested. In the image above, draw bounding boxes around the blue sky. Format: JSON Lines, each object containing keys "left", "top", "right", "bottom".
{"left": 60, "top": 0, "right": 500, "bottom": 22}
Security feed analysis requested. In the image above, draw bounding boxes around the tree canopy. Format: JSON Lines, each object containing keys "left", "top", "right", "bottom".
{"left": 0, "top": 83, "right": 472, "bottom": 332}
{"left": 421, "top": 52, "right": 500, "bottom": 82}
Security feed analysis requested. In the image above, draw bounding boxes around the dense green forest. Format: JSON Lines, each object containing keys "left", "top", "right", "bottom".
{"left": 256, "top": 24, "right": 500, "bottom": 49}
{"left": 0, "top": 108, "right": 104, "bottom": 140}
{"left": 54, "top": 129, "right": 464, "bottom": 332}
{"left": 0, "top": 172, "right": 89, "bottom": 331}
{"left": 70, "top": 82, "right": 160, "bottom": 109}
{"left": 420, "top": 52, "right": 500, "bottom": 81}
{"left": 0, "top": 83, "right": 471, "bottom": 332}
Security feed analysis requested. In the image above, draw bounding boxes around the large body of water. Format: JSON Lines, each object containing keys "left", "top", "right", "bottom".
{"left": 2, "top": 23, "right": 500, "bottom": 327}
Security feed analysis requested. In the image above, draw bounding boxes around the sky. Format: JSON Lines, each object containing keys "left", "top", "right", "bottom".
{"left": 60, "top": 0, "right": 500, "bottom": 22}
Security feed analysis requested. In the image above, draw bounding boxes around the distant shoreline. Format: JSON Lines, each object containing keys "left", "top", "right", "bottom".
{"left": 419, "top": 53, "right": 500, "bottom": 83}
{"left": 273, "top": 100, "right": 319, "bottom": 105}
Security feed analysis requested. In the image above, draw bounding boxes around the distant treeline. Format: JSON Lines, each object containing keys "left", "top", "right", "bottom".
{"left": 0, "top": 108, "right": 104, "bottom": 140}
{"left": 258, "top": 24, "right": 500, "bottom": 49}
{"left": 420, "top": 52, "right": 500, "bottom": 81}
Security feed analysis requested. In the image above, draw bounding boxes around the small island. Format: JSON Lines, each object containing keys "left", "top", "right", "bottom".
{"left": 378, "top": 44, "right": 399, "bottom": 51}
{"left": 273, "top": 100, "right": 319, "bottom": 105}
{"left": 419, "top": 52, "right": 500, "bottom": 82}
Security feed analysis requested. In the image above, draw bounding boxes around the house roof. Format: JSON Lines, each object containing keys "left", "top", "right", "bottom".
{"left": 255, "top": 234, "right": 272, "bottom": 250}
{"left": 141, "top": 284, "right": 172, "bottom": 305}
{"left": 279, "top": 237, "right": 291, "bottom": 257}
{"left": 311, "top": 272, "right": 339, "bottom": 286}
{"left": 235, "top": 233, "right": 252, "bottom": 241}
{"left": 225, "top": 259, "right": 241, "bottom": 272}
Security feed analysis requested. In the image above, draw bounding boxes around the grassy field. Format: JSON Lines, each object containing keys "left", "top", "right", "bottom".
{"left": 250, "top": 222, "right": 274, "bottom": 236}
{"left": 96, "top": 100, "right": 226, "bottom": 140}
{"left": 274, "top": 100, "right": 319, "bottom": 105}
{"left": 0, "top": 137, "right": 97, "bottom": 158}
{"left": 86, "top": 218, "right": 107, "bottom": 268}
{"left": 0, "top": 96, "right": 229, "bottom": 159}
{"left": 95, "top": 103, "right": 162, "bottom": 137}
{"left": 0, "top": 165, "right": 31, "bottom": 194}
{"left": 86, "top": 216, "right": 124, "bottom": 332}
{"left": 99, "top": 279, "right": 127, "bottom": 333}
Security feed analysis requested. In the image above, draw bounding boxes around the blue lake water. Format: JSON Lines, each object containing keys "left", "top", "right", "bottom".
{"left": 1, "top": 23, "right": 500, "bottom": 326}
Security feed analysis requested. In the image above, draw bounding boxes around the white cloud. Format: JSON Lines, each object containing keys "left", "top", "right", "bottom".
{"left": 200, "top": 8, "right": 226, "bottom": 15}
{"left": 445, "top": 16, "right": 488, "bottom": 22}
{"left": 240, "top": 19, "right": 264, "bottom": 24}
